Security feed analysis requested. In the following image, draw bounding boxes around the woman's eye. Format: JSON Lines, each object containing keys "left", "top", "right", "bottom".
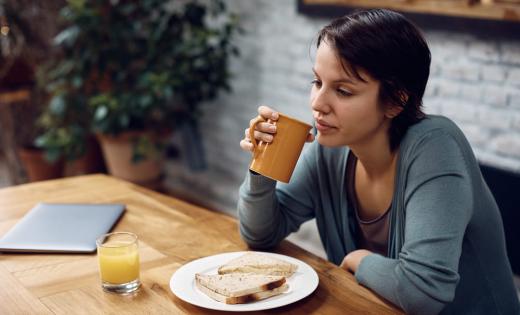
{"left": 311, "top": 79, "right": 322, "bottom": 87}
{"left": 337, "top": 88, "right": 352, "bottom": 97}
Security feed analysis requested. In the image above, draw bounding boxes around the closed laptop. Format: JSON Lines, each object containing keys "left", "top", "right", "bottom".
{"left": 0, "top": 203, "right": 125, "bottom": 253}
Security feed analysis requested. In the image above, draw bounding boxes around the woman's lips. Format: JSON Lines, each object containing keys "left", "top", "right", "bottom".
{"left": 315, "top": 119, "right": 335, "bottom": 132}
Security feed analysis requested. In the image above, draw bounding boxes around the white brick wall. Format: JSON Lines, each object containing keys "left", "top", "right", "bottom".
{"left": 424, "top": 29, "right": 520, "bottom": 169}
{"left": 468, "top": 41, "right": 501, "bottom": 63}
{"left": 481, "top": 64, "right": 506, "bottom": 83}
{"left": 493, "top": 134, "right": 520, "bottom": 159}
{"left": 501, "top": 43, "right": 520, "bottom": 65}
{"left": 513, "top": 113, "right": 520, "bottom": 130}
{"left": 509, "top": 69, "right": 520, "bottom": 87}
{"left": 166, "top": 0, "right": 520, "bottom": 216}
{"left": 482, "top": 85, "right": 509, "bottom": 107}
{"left": 459, "top": 83, "right": 482, "bottom": 103}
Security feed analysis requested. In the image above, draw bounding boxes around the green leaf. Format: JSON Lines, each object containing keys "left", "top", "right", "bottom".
{"left": 68, "top": 0, "right": 86, "bottom": 11}
{"left": 139, "top": 95, "right": 153, "bottom": 109}
{"left": 118, "top": 114, "right": 130, "bottom": 128}
{"left": 44, "top": 149, "right": 62, "bottom": 163}
{"left": 49, "top": 95, "right": 66, "bottom": 115}
{"left": 163, "top": 87, "right": 173, "bottom": 99}
{"left": 94, "top": 106, "right": 108, "bottom": 120}
{"left": 34, "top": 134, "right": 48, "bottom": 148}
{"left": 72, "top": 76, "right": 83, "bottom": 88}
{"left": 53, "top": 26, "right": 80, "bottom": 47}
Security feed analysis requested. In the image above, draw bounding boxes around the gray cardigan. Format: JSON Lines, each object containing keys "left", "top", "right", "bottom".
{"left": 238, "top": 115, "right": 520, "bottom": 315}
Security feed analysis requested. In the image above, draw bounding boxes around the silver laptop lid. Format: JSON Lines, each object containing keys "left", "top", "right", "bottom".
{"left": 0, "top": 203, "right": 125, "bottom": 253}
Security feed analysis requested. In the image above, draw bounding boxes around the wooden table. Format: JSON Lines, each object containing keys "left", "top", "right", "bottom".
{"left": 0, "top": 174, "right": 402, "bottom": 314}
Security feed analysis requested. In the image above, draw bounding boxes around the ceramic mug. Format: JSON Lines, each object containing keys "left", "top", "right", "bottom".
{"left": 249, "top": 113, "right": 312, "bottom": 183}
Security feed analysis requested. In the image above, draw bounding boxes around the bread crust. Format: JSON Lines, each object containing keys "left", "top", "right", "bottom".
{"left": 195, "top": 281, "right": 289, "bottom": 304}
{"left": 195, "top": 273, "right": 286, "bottom": 297}
{"left": 217, "top": 253, "right": 298, "bottom": 277}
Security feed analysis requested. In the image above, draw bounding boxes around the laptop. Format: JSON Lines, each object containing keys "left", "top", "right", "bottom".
{"left": 0, "top": 203, "right": 125, "bottom": 253}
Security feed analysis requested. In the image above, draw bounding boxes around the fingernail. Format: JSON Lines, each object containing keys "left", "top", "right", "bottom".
{"left": 269, "top": 125, "right": 276, "bottom": 132}
{"left": 272, "top": 112, "right": 279, "bottom": 119}
{"left": 265, "top": 135, "right": 273, "bottom": 142}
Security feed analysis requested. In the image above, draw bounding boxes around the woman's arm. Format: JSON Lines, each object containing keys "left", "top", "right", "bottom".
{"left": 355, "top": 132, "right": 473, "bottom": 315}
{"left": 238, "top": 143, "right": 318, "bottom": 249}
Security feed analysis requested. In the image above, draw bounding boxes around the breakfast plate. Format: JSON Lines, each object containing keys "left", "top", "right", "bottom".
{"left": 170, "top": 251, "right": 319, "bottom": 312}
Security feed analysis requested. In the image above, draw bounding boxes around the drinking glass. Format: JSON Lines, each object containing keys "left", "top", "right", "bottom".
{"left": 96, "top": 232, "right": 140, "bottom": 294}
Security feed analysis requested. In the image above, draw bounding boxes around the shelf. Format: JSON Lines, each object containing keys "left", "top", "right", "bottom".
{"left": 302, "top": 0, "right": 520, "bottom": 22}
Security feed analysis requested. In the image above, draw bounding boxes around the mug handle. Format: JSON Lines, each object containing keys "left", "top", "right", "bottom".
{"left": 249, "top": 115, "right": 267, "bottom": 151}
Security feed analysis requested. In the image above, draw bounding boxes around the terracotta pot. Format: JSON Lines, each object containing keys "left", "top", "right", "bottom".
{"left": 96, "top": 131, "right": 167, "bottom": 187}
{"left": 17, "top": 147, "right": 64, "bottom": 182}
{"left": 64, "top": 136, "right": 106, "bottom": 176}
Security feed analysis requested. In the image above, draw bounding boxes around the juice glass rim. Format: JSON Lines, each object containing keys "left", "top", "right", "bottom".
{"left": 96, "top": 231, "right": 138, "bottom": 248}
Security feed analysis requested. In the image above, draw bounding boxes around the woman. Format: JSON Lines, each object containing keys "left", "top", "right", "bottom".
{"left": 238, "top": 9, "right": 519, "bottom": 315}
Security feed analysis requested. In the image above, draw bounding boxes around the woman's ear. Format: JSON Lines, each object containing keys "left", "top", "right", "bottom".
{"left": 385, "top": 104, "right": 404, "bottom": 119}
{"left": 385, "top": 91, "right": 408, "bottom": 119}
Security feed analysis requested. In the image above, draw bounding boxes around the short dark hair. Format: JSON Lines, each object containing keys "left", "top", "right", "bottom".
{"left": 317, "top": 9, "right": 431, "bottom": 151}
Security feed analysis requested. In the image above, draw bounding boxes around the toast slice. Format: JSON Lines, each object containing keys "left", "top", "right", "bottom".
{"left": 217, "top": 252, "right": 298, "bottom": 277}
{"left": 195, "top": 273, "right": 286, "bottom": 298}
{"left": 196, "top": 280, "right": 289, "bottom": 304}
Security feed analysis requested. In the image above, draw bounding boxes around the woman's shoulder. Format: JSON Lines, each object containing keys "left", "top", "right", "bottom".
{"left": 403, "top": 115, "right": 468, "bottom": 148}
{"left": 407, "top": 115, "right": 462, "bottom": 135}
{"left": 400, "top": 114, "right": 476, "bottom": 170}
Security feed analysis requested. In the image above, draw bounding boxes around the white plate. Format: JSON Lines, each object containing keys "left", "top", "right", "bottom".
{"left": 169, "top": 251, "right": 319, "bottom": 312}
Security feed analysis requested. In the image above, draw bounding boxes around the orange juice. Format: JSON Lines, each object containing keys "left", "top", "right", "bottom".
{"left": 98, "top": 243, "right": 140, "bottom": 284}
{"left": 96, "top": 232, "right": 141, "bottom": 293}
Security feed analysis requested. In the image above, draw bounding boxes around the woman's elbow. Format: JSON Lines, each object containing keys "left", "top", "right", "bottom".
{"left": 238, "top": 224, "right": 279, "bottom": 249}
{"left": 399, "top": 293, "right": 448, "bottom": 315}
{"left": 395, "top": 268, "right": 457, "bottom": 315}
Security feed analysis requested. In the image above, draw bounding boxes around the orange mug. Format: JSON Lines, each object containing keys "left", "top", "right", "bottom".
{"left": 249, "top": 113, "right": 312, "bottom": 183}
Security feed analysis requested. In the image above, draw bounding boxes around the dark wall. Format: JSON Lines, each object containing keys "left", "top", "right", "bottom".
{"left": 480, "top": 164, "right": 520, "bottom": 275}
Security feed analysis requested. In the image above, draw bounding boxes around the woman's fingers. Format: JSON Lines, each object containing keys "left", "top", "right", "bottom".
{"left": 254, "top": 130, "right": 273, "bottom": 142}
{"left": 246, "top": 128, "right": 273, "bottom": 142}
{"left": 258, "top": 105, "right": 279, "bottom": 121}
{"left": 240, "top": 139, "right": 253, "bottom": 151}
{"left": 244, "top": 126, "right": 276, "bottom": 140}
{"left": 241, "top": 126, "right": 275, "bottom": 153}
{"left": 241, "top": 106, "right": 279, "bottom": 153}
{"left": 256, "top": 122, "right": 277, "bottom": 133}
{"left": 248, "top": 119, "right": 276, "bottom": 133}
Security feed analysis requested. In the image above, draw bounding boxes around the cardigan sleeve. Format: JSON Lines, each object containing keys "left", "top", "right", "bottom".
{"left": 237, "top": 144, "right": 318, "bottom": 249}
{"left": 355, "top": 131, "right": 473, "bottom": 315}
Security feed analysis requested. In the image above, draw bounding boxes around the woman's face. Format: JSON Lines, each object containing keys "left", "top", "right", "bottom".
{"left": 310, "top": 40, "right": 392, "bottom": 148}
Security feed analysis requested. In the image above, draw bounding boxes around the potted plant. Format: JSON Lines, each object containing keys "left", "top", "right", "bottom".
{"left": 0, "top": 0, "right": 66, "bottom": 183}
{"left": 37, "top": 0, "right": 240, "bottom": 186}
{"left": 34, "top": 88, "right": 105, "bottom": 177}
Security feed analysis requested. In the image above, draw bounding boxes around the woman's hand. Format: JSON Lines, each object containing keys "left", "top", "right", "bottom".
{"left": 240, "top": 105, "right": 279, "bottom": 152}
{"left": 340, "top": 249, "right": 372, "bottom": 273}
{"left": 240, "top": 105, "right": 315, "bottom": 152}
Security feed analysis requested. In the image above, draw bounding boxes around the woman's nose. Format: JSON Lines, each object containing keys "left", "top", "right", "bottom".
{"left": 311, "top": 88, "right": 330, "bottom": 114}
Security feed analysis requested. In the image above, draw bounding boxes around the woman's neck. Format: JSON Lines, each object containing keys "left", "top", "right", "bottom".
{"left": 349, "top": 135, "right": 398, "bottom": 180}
